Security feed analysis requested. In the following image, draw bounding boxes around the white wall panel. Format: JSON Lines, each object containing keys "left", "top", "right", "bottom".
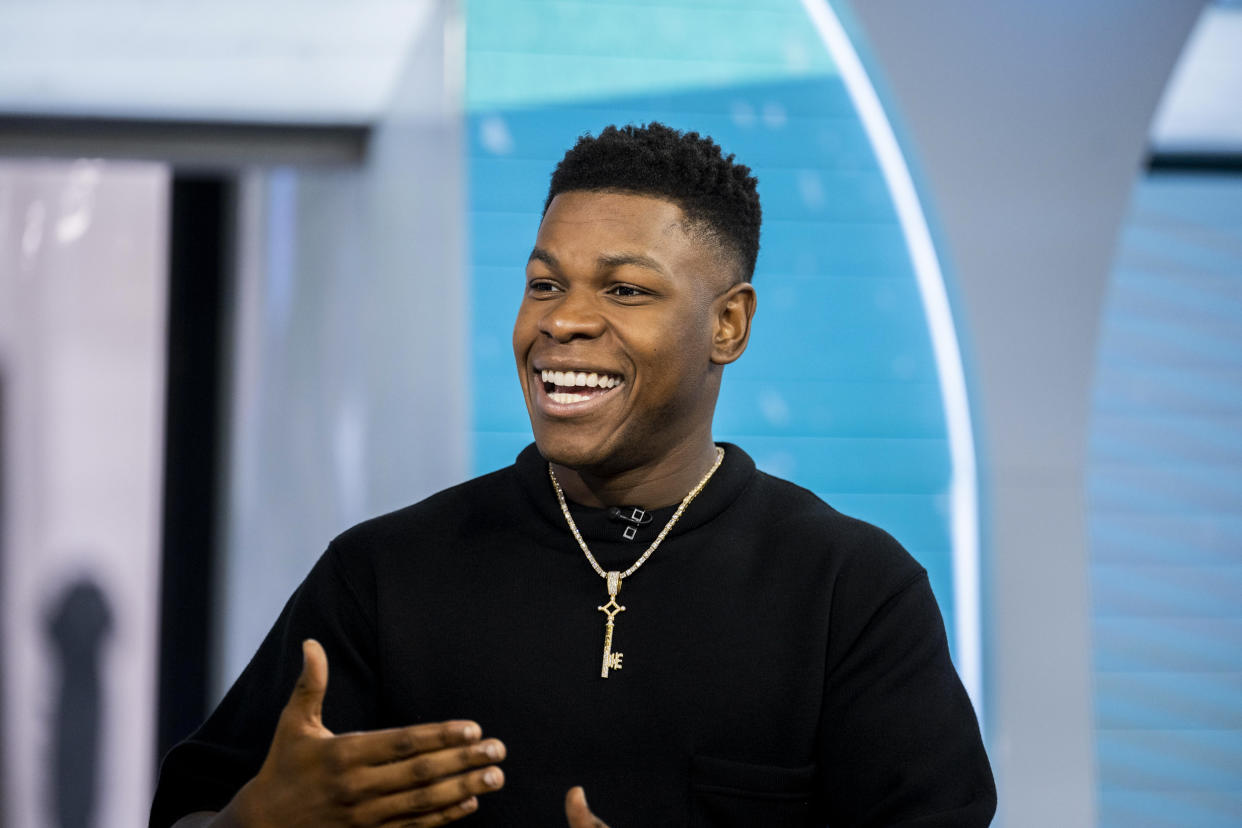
{"left": 0, "top": 160, "right": 168, "bottom": 828}
{"left": 0, "top": 1, "right": 434, "bottom": 124}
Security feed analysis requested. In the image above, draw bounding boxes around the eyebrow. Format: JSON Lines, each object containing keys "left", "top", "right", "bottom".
{"left": 597, "top": 252, "right": 668, "bottom": 277}
{"left": 527, "top": 247, "right": 668, "bottom": 278}
{"left": 527, "top": 247, "right": 558, "bottom": 269}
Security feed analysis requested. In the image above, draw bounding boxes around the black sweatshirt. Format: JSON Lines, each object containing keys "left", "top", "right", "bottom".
{"left": 151, "top": 443, "right": 995, "bottom": 827}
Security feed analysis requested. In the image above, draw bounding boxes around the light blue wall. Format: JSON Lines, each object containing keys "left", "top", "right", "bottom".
{"left": 1089, "top": 172, "right": 1242, "bottom": 827}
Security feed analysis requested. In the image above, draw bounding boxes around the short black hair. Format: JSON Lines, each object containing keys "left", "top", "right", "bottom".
{"left": 544, "top": 122, "right": 761, "bottom": 282}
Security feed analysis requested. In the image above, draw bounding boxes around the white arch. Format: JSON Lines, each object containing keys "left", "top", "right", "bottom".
{"left": 799, "top": 0, "right": 984, "bottom": 723}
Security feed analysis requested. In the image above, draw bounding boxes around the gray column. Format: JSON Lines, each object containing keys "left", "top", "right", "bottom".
{"left": 840, "top": 2, "right": 1205, "bottom": 825}
{"left": 216, "top": 0, "right": 467, "bottom": 694}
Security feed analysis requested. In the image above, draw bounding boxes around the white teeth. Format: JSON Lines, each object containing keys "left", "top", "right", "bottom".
{"left": 538, "top": 369, "right": 623, "bottom": 390}
{"left": 550, "top": 391, "right": 590, "bottom": 404}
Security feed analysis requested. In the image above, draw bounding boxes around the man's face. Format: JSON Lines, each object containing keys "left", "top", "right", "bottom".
{"left": 513, "top": 190, "right": 733, "bottom": 474}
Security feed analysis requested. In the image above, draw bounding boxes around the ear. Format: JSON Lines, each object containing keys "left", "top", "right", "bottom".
{"left": 710, "top": 281, "right": 757, "bottom": 365}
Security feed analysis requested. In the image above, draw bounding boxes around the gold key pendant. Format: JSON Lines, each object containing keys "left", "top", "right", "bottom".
{"left": 597, "top": 571, "right": 626, "bottom": 678}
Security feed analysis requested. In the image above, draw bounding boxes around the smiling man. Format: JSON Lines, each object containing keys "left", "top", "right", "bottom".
{"left": 152, "top": 124, "right": 995, "bottom": 827}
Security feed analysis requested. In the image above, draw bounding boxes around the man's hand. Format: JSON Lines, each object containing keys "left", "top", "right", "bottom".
{"left": 564, "top": 787, "right": 610, "bottom": 828}
{"left": 224, "top": 639, "right": 506, "bottom": 827}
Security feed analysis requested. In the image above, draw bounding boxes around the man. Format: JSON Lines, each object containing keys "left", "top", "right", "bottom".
{"left": 152, "top": 123, "right": 995, "bottom": 827}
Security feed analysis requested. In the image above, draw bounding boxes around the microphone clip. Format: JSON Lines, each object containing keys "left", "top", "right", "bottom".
{"left": 608, "top": 506, "right": 653, "bottom": 540}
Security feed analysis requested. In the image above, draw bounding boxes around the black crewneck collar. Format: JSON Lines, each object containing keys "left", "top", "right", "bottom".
{"left": 513, "top": 442, "right": 756, "bottom": 554}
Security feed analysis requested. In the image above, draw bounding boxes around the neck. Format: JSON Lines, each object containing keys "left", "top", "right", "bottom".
{"left": 550, "top": 437, "right": 721, "bottom": 510}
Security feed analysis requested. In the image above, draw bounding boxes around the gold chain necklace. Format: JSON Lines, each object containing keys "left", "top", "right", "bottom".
{"left": 547, "top": 446, "right": 725, "bottom": 678}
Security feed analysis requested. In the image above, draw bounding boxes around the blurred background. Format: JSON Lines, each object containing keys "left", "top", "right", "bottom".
{"left": 0, "top": 0, "right": 1238, "bottom": 825}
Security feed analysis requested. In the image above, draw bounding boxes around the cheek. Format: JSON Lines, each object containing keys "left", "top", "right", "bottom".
{"left": 635, "top": 336, "right": 710, "bottom": 397}
{"left": 512, "top": 306, "right": 536, "bottom": 355}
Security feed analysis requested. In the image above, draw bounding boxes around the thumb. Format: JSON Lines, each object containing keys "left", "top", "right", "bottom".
{"left": 284, "top": 638, "right": 329, "bottom": 729}
{"left": 565, "top": 786, "right": 608, "bottom": 828}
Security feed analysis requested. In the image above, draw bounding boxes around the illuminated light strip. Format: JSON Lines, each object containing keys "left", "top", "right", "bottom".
{"left": 799, "top": 0, "right": 984, "bottom": 723}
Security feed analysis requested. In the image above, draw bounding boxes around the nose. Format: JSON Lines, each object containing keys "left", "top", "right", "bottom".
{"left": 539, "top": 288, "right": 605, "bottom": 343}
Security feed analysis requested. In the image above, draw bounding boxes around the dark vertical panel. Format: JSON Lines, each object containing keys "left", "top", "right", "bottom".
{"left": 156, "top": 176, "right": 232, "bottom": 760}
{"left": 1147, "top": 152, "right": 1242, "bottom": 173}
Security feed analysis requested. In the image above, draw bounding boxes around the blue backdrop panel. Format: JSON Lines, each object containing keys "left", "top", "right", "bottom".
{"left": 1089, "top": 173, "right": 1242, "bottom": 827}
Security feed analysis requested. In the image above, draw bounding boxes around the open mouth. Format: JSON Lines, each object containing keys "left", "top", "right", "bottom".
{"left": 539, "top": 368, "right": 624, "bottom": 404}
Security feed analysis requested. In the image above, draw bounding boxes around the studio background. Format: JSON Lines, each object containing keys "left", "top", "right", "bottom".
{"left": 0, "top": 1, "right": 1238, "bottom": 826}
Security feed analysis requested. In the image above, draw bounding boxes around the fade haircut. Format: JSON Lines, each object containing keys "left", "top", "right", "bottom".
{"left": 543, "top": 122, "right": 762, "bottom": 282}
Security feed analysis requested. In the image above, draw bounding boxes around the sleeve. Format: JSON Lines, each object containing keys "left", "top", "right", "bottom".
{"left": 149, "top": 542, "right": 380, "bottom": 828}
{"left": 816, "top": 569, "right": 996, "bottom": 827}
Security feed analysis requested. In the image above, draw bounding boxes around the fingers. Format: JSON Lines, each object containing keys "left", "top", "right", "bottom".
{"left": 351, "top": 738, "right": 506, "bottom": 798}
{"left": 334, "top": 720, "right": 485, "bottom": 767}
{"left": 355, "top": 765, "right": 505, "bottom": 825}
{"left": 565, "top": 787, "right": 609, "bottom": 828}
{"left": 257, "top": 642, "right": 507, "bottom": 826}
{"left": 320, "top": 722, "right": 504, "bottom": 824}
{"left": 379, "top": 796, "right": 478, "bottom": 827}
{"left": 284, "top": 639, "right": 329, "bottom": 729}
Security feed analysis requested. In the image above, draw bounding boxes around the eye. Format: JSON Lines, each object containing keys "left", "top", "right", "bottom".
{"left": 607, "top": 284, "right": 649, "bottom": 298}
{"left": 527, "top": 278, "right": 562, "bottom": 295}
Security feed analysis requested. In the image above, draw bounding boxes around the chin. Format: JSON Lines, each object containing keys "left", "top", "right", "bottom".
{"left": 533, "top": 436, "right": 601, "bottom": 470}
{"left": 532, "top": 427, "right": 621, "bottom": 473}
